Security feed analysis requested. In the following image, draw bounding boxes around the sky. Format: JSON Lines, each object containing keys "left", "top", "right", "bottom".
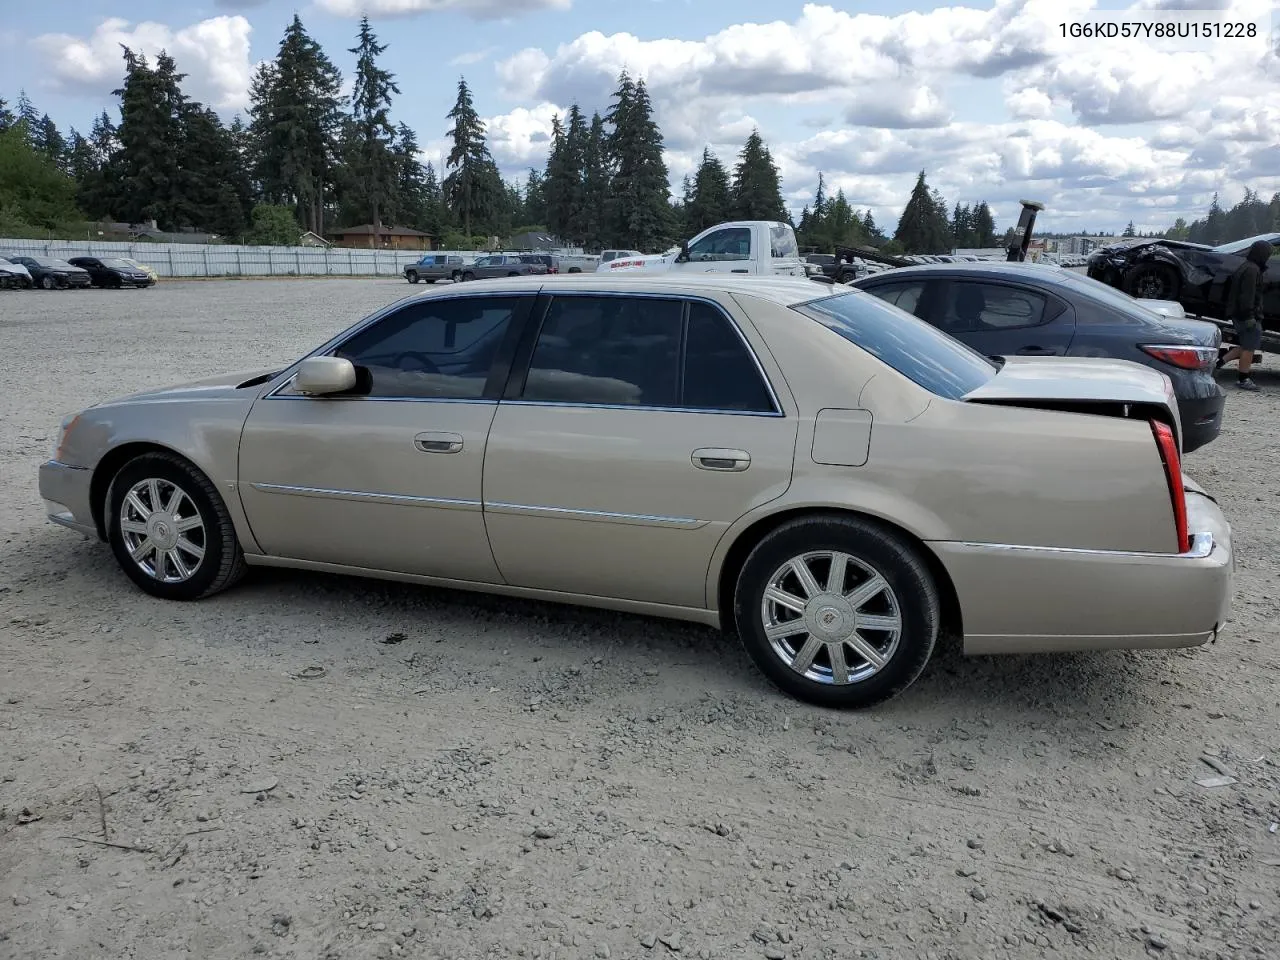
{"left": 2, "top": 0, "right": 1279, "bottom": 237}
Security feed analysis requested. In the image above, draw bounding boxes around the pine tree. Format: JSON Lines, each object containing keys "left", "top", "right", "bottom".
{"left": 684, "top": 147, "right": 731, "bottom": 234}
{"left": 893, "top": 171, "right": 951, "bottom": 254}
{"left": 0, "top": 98, "right": 14, "bottom": 133}
{"left": 542, "top": 114, "right": 574, "bottom": 240}
{"left": 730, "top": 129, "right": 786, "bottom": 222}
{"left": 442, "top": 76, "right": 500, "bottom": 239}
{"left": 112, "top": 48, "right": 188, "bottom": 228}
{"left": 0, "top": 124, "right": 81, "bottom": 228}
{"left": 33, "top": 114, "right": 67, "bottom": 170}
{"left": 522, "top": 168, "right": 546, "bottom": 227}
{"left": 391, "top": 122, "right": 428, "bottom": 230}
{"left": 604, "top": 73, "right": 672, "bottom": 251}
{"left": 1122, "top": 219, "right": 1136, "bottom": 237}
{"left": 580, "top": 112, "right": 608, "bottom": 249}
{"left": 248, "top": 14, "right": 343, "bottom": 235}
{"left": 971, "top": 201, "right": 996, "bottom": 247}
{"left": 342, "top": 16, "right": 401, "bottom": 228}
{"left": 15, "top": 90, "right": 40, "bottom": 143}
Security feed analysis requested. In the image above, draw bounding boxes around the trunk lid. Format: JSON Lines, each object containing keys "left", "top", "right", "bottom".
{"left": 963, "top": 355, "right": 1183, "bottom": 449}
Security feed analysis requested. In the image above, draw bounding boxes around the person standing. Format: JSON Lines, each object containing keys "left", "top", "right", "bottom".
{"left": 1216, "top": 239, "right": 1272, "bottom": 391}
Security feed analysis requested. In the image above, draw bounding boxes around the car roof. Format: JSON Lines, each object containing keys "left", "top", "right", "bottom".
{"left": 856, "top": 260, "right": 1073, "bottom": 281}
{"left": 409, "top": 272, "right": 839, "bottom": 307}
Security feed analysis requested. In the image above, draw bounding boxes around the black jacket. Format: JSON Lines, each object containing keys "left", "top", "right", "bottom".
{"left": 1226, "top": 240, "right": 1271, "bottom": 323}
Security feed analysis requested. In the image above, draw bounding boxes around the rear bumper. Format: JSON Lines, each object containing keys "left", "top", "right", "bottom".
{"left": 1179, "top": 390, "right": 1225, "bottom": 453}
{"left": 38, "top": 460, "right": 97, "bottom": 537}
{"left": 931, "top": 487, "right": 1233, "bottom": 654}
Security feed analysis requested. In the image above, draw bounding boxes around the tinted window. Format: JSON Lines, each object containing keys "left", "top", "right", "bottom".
{"left": 522, "top": 296, "right": 682, "bottom": 406}
{"left": 688, "top": 227, "right": 751, "bottom": 262}
{"left": 793, "top": 291, "right": 997, "bottom": 401}
{"left": 331, "top": 296, "right": 518, "bottom": 399}
{"left": 864, "top": 281, "right": 927, "bottom": 318}
{"left": 682, "top": 302, "right": 775, "bottom": 412}
{"left": 940, "top": 281, "right": 1049, "bottom": 332}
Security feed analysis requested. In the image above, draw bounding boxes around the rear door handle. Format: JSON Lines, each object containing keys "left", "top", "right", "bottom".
{"left": 414, "top": 431, "right": 463, "bottom": 454}
{"left": 692, "top": 448, "right": 751, "bottom": 472}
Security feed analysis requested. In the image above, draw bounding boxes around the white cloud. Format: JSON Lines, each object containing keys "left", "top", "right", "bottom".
{"left": 451, "top": 47, "right": 498, "bottom": 66}
{"left": 34, "top": 16, "right": 254, "bottom": 111}
{"left": 315, "top": 0, "right": 571, "bottom": 18}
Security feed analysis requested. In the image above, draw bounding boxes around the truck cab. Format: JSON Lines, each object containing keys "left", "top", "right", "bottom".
{"left": 596, "top": 221, "right": 807, "bottom": 278}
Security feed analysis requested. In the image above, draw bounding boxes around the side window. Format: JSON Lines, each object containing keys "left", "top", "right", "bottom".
{"left": 329, "top": 296, "right": 519, "bottom": 400}
{"left": 769, "top": 223, "right": 798, "bottom": 259}
{"left": 521, "top": 296, "right": 682, "bottom": 406}
{"left": 687, "top": 227, "right": 752, "bottom": 262}
{"left": 682, "top": 302, "right": 775, "bottom": 412}
{"left": 864, "top": 281, "right": 928, "bottom": 319}
{"left": 941, "top": 282, "right": 1049, "bottom": 333}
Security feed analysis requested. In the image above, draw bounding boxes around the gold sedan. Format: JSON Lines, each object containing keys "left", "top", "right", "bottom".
{"left": 38, "top": 275, "right": 1234, "bottom": 708}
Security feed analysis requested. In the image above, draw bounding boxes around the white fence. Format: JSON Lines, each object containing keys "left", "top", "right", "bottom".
{"left": 0, "top": 238, "right": 598, "bottom": 278}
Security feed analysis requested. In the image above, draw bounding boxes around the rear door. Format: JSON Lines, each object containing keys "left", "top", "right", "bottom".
{"left": 925, "top": 278, "right": 1075, "bottom": 359}
{"left": 481, "top": 291, "right": 797, "bottom": 609}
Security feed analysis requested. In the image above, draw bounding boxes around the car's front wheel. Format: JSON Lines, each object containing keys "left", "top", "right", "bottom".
{"left": 406, "top": 271, "right": 419, "bottom": 283}
{"left": 734, "top": 515, "right": 939, "bottom": 709}
{"left": 1126, "top": 263, "right": 1179, "bottom": 301}
{"left": 39, "top": 275, "right": 56, "bottom": 290}
{"left": 105, "top": 452, "right": 247, "bottom": 600}
{"left": 461, "top": 271, "right": 475, "bottom": 281}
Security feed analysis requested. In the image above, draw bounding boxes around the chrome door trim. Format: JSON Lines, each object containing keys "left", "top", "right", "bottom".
{"left": 950, "top": 531, "right": 1214, "bottom": 560}
{"left": 250, "top": 482, "right": 481, "bottom": 512}
{"left": 484, "top": 500, "right": 708, "bottom": 529}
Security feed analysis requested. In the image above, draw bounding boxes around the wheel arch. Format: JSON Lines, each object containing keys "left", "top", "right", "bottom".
{"left": 90, "top": 441, "right": 209, "bottom": 541}
{"left": 711, "top": 506, "right": 963, "bottom": 642}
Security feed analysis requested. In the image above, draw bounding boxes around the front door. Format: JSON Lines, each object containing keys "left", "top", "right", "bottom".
{"left": 482, "top": 292, "right": 797, "bottom": 610}
{"left": 673, "top": 225, "right": 757, "bottom": 276}
{"left": 237, "top": 293, "right": 532, "bottom": 581}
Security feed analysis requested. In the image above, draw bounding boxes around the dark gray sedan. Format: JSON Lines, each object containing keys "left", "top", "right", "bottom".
{"left": 460, "top": 254, "right": 548, "bottom": 281}
{"left": 851, "top": 262, "right": 1225, "bottom": 452}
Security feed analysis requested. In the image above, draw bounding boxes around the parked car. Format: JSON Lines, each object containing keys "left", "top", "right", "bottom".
{"left": 1086, "top": 232, "right": 1279, "bottom": 336}
{"left": 119, "top": 258, "right": 159, "bottom": 282}
{"left": 4, "top": 255, "right": 92, "bottom": 289}
{"left": 805, "top": 253, "right": 863, "bottom": 284}
{"left": 459, "top": 254, "right": 547, "bottom": 281}
{"left": 0, "top": 256, "right": 33, "bottom": 289}
{"left": 67, "top": 256, "right": 156, "bottom": 288}
{"left": 404, "top": 254, "right": 464, "bottom": 284}
{"left": 39, "top": 274, "right": 1233, "bottom": 710}
{"left": 852, "top": 262, "right": 1225, "bottom": 452}
{"left": 518, "top": 253, "right": 560, "bottom": 274}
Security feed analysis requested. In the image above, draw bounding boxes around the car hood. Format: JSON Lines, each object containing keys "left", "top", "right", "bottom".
{"left": 103, "top": 367, "right": 284, "bottom": 406}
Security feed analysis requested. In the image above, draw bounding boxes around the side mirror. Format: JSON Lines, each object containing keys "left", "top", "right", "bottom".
{"left": 676, "top": 240, "right": 690, "bottom": 263}
{"left": 295, "top": 356, "right": 356, "bottom": 395}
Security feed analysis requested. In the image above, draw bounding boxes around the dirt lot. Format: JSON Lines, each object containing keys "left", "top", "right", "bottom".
{"left": 1, "top": 279, "right": 1278, "bottom": 960}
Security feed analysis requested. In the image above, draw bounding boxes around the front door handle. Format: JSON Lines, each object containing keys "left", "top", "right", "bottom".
{"left": 692, "top": 448, "right": 751, "bottom": 472}
{"left": 414, "top": 431, "right": 463, "bottom": 454}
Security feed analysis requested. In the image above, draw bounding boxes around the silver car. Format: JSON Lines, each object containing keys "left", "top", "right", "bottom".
{"left": 39, "top": 275, "right": 1234, "bottom": 708}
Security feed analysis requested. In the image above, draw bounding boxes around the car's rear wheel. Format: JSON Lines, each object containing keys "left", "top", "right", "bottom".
{"left": 734, "top": 515, "right": 939, "bottom": 709}
{"left": 105, "top": 452, "right": 247, "bottom": 601}
{"left": 1126, "top": 263, "right": 1179, "bottom": 301}
{"left": 462, "top": 271, "right": 475, "bottom": 281}
{"left": 406, "top": 271, "right": 419, "bottom": 283}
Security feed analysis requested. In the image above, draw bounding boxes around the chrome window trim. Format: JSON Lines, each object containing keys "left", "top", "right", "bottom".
{"left": 952, "top": 531, "right": 1214, "bottom": 560}
{"left": 521, "top": 290, "right": 785, "bottom": 416}
{"left": 501, "top": 400, "right": 782, "bottom": 417}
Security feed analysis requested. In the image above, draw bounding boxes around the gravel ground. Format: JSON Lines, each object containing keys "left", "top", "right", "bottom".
{"left": 2, "top": 279, "right": 1278, "bottom": 960}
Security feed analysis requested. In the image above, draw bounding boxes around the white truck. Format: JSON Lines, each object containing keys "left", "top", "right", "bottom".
{"left": 595, "top": 220, "right": 810, "bottom": 278}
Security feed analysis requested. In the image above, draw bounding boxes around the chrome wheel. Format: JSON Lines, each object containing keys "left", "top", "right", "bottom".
{"left": 760, "top": 551, "right": 902, "bottom": 685}
{"left": 118, "top": 477, "right": 207, "bottom": 583}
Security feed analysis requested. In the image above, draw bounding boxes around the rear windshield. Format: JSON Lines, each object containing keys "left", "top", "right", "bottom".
{"left": 793, "top": 290, "right": 997, "bottom": 400}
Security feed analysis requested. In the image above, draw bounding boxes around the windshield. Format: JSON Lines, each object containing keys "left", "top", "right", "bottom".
{"left": 792, "top": 290, "right": 997, "bottom": 400}
{"left": 100, "top": 259, "right": 136, "bottom": 269}
{"left": 34, "top": 257, "right": 73, "bottom": 268}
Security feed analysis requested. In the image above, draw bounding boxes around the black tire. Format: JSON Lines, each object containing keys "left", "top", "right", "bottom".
{"left": 450, "top": 271, "right": 461, "bottom": 283}
{"left": 835, "top": 269, "right": 857, "bottom": 284}
{"left": 733, "top": 514, "right": 939, "bottom": 709}
{"left": 40, "top": 275, "right": 55, "bottom": 290}
{"left": 406, "top": 271, "right": 419, "bottom": 283}
{"left": 1125, "top": 263, "right": 1179, "bottom": 301}
{"left": 462, "top": 271, "right": 476, "bottom": 281}
{"left": 105, "top": 452, "right": 248, "bottom": 601}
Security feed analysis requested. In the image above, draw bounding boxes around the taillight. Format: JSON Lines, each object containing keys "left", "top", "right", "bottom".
{"left": 1150, "top": 419, "right": 1190, "bottom": 553}
{"left": 1139, "top": 344, "right": 1216, "bottom": 370}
